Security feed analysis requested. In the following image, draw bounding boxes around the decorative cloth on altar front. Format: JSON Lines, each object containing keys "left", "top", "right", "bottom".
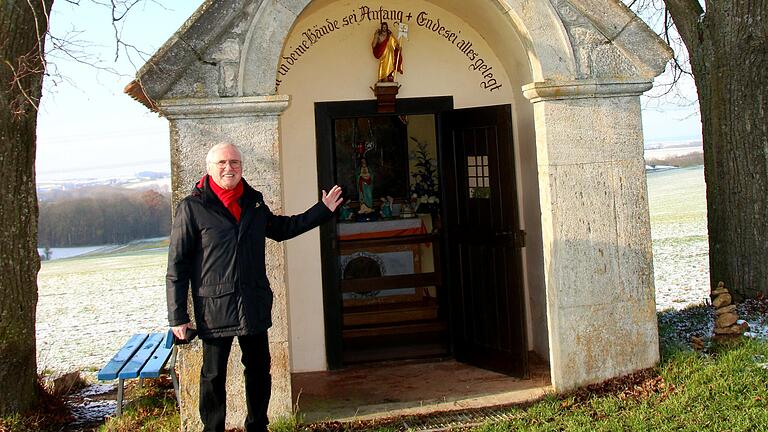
{"left": 338, "top": 218, "right": 426, "bottom": 240}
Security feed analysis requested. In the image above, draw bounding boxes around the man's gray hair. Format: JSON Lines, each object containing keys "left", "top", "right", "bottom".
{"left": 205, "top": 142, "right": 242, "bottom": 165}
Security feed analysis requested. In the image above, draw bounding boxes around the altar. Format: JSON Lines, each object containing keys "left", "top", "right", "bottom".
{"left": 338, "top": 216, "right": 430, "bottom": 303}
{"left": 334, "top": 215, "right": 445, "bottom": 363}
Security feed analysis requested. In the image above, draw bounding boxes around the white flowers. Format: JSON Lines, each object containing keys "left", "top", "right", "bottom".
{"left": 414, "top": 195, "right": 439, "bottom": 204}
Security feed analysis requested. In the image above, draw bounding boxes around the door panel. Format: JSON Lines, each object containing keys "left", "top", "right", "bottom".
{"left": 439, "top": 105, "right": 527, "bottom": 377}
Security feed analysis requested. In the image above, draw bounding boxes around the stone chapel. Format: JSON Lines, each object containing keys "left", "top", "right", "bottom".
{"left": 127, "top": 0, "right": 672, "bottom": 429}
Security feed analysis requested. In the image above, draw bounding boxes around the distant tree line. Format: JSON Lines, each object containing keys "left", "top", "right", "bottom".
{"left": 645, "top": 151, "right": 704, "bottom": 168}
{"left": 38, "top": 188, "right": 170, "bottom": 247}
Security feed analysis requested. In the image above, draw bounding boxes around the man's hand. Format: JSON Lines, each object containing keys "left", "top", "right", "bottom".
{"left": 171, "top": 323, "right": 191, "bottom": 340}
{"left": 322, "top": 185, "right": 344, "bottom": 212}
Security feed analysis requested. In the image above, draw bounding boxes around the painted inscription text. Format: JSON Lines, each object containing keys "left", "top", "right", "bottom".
{"left": 276, "top": 5, "right": 503, "bottom": 92}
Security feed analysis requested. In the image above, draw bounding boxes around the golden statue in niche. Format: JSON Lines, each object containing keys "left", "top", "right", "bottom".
{"left": 372, "top": 22, "right": 403, "bottom": 82}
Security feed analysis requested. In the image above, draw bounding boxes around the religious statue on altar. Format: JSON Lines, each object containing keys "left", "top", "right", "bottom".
{"left": 372, "top": 21, "right": 403, "bottom": 82}
{"left": 380, "top": 196, "right": 394, "bottom": 218}
{"left": 357, "top": 157, "right": 374, "bottom": 211}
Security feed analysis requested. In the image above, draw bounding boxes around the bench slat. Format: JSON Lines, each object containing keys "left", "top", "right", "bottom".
{"left": 165, "top": 328, "right": 174, "bottom": 349}
{"left": 98, "top": 334, "right": 149, "bottom": 380}
{"left": 118, "top": 333, "right": 164, "bottom": 379}
{"left": 140, "top": 331, "right": 174, "bottom": 378}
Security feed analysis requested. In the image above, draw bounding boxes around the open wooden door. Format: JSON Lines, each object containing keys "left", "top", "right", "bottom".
{"left": 439, "top": 104, "right": 528, "bottom": 377}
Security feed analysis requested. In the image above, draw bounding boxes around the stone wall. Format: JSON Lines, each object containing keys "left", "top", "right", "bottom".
{"left": 524, "top": 81, "right": 660, "bottom": 389}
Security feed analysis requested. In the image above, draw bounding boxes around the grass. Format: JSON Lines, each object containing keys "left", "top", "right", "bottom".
{"left": 467, "top": 303, "right": 768, "bottom": 432}
{"left": 470, "top": 337, "right": 768, "bottom": 431}
{"left": 87, "top": 238, "right": 170, "bottom": 257}
{"left": 646, "top": 166, "right": 707, "bottom": 231}
{"left": 97, "top": 378, "right": 179, "bottom": 432}
{"left": 270, "top": 414, "right": 304, "bottom": 432}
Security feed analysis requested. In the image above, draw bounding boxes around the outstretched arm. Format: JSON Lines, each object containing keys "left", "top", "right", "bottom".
{"left": 265, "top": 185, "right": 343, "bottom": 241}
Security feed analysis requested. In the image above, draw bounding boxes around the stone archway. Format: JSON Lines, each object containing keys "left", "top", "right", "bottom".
{"left": 128, "top": 0, "right": 671, "bottom": 429}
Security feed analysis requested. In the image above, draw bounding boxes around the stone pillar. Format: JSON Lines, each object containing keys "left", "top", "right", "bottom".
{"left": 522, "top": 80, "right": 659, "bottom": 391}
{"left": 159, "top": 95, "right": 293, "bottom": 431}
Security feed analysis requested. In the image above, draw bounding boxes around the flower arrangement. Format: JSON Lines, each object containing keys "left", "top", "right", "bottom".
{"left": 409, "top": 136, "right": 439, "bottom": 213}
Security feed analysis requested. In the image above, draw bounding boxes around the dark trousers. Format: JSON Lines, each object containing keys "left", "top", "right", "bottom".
{"left": 200, "top": 332, "right": 271, "bottom": 432}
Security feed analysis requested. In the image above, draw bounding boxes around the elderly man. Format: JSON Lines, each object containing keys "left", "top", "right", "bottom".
{"left": 166, "top": 143, "right": 342, "bottom": 432}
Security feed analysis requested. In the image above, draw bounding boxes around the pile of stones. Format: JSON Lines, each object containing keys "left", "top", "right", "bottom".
{"left": 712, "top": 281, "right": 750, "bottom": 338}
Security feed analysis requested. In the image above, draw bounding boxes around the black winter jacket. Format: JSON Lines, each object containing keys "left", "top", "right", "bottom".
{"left": 166, "top": 177, "right": 333, "bottom": 339}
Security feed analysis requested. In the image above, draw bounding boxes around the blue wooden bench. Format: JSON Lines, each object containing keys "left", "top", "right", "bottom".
{"left": 97, "top": 330, "right": 180, "bottom": 415}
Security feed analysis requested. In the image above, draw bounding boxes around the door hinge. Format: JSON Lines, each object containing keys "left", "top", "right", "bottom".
{"left": 515, "top": 230, "right": 526, "bottom": 248}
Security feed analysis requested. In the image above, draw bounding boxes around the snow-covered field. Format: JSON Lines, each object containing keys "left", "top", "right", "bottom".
{"left": 36, "top": 167, "right": 710, "bottom": 372}
{"left": 36, "top": 249, "right": 168, "bottom": 372}
{"left": 647, "top": 166, "right": 710, "bottom": 310}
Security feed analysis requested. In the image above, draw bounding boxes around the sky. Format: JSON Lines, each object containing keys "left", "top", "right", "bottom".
{"left": 37, "top": 1, "right": 203, "bottom": 182}
{"left": 36, "top": 1, "right": 703, "bottom": 182}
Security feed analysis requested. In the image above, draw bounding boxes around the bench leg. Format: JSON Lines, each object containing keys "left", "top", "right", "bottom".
{"left": 117, "top": 378, "right": 125, "bottom": 416}
{"left": 171, "top": 369, "right": 181, "bottom": 408}
{"left": 170, "top": 345, "right": 181, "bottom": 408}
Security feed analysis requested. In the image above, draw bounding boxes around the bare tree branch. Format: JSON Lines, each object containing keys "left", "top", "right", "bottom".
{"left": 624, "top": 0, "right": 699, "bottom": 107}
{"left": 36, "top": 0, "right": 163, "bottom": 99}
{"left": 663, "top": 0, "right": 706, "bottom": 52}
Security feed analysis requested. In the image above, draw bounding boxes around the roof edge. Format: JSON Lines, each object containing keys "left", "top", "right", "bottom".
{"left": 124, "top": 80, "right": 158, "bottom": 112}
{"left": 130, "top": 0, "right": 252, "bottom": 101}
{"left": 569, "top": 0, "right": 674, "bottom": 77}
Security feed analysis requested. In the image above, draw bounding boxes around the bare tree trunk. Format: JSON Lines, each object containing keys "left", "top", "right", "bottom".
{"left": 667, "top": 0, "right": 768, "bottom": 299}
{"left": 0, "top": 0, "right": 54, "bottom": 414}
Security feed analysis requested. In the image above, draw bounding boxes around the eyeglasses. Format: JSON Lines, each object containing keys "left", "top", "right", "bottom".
{"left": 211, "top": 159, "right": 242, "bottom": 169}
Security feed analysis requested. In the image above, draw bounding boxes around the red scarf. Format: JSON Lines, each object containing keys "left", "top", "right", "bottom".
{"left": 201, "top": 175, "right": 243, "bottom": 222}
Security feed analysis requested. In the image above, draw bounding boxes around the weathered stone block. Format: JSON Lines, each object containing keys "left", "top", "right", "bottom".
{"left": 535, "top": 90, "right": 658, "bottom": 392}
{"left": 613, "top": 158, "right": 655, "bottom": 303}
{"left": 713, "top": 293, "right": 732, "bottom": 308}
{"left": 275, "top": 0, "right": 311, "bottom": 16}
{"left": 714, "top": 324, "right": 744, "bottom": 335}
{"left": 549, "top": 299, "right": 659, "bottom": 390}
{"left": 715, "top": 312, "right": 739, "bottom": 328}
{"left": 269, "top": 341, "right": 293, "bottom": 418}
{"left": 266, "top": 241, "right": 290, "bottom": 344}
{"left": 241, "top": 2, "right": 296, "bottom": 95}
{"left": 715, "top": 304, "right": 736, "bottom": 315}
{"left": 548, "top": 163, "right": 620, "bottom": 309}
{"left": 178, "top": 343, "right": 204, "bottom": 432}
{"left": 535, "top": 96, "right": 644, "bottom": 165}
